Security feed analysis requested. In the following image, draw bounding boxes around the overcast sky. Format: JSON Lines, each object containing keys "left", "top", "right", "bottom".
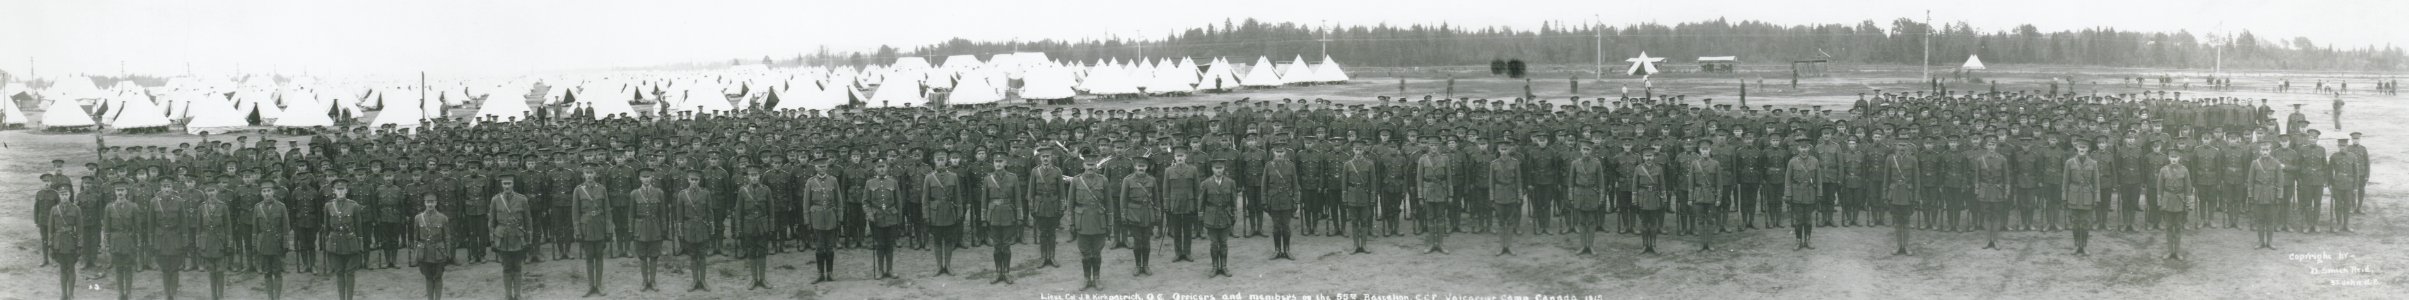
{"left": 3, "top": 0, "right": 2402, "bottom": 78}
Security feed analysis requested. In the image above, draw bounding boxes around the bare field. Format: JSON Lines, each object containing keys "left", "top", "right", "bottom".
{"left": 3, "top": 66, "right": 2407, "bottom": 299}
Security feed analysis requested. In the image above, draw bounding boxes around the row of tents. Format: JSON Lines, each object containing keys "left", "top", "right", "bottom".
{"left": 1, "top": 53, "right": 1351, "bottom": 132}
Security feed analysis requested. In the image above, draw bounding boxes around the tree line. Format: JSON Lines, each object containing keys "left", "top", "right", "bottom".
{"left": 784, "top": 18, "right": 2403, "bottom": 72}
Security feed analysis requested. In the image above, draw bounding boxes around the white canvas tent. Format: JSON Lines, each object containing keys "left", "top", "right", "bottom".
{"left": 1961, "top": 54, "right": 1987, "bottom": 70}
{"left": 40, "top": 101, "right": 96, "bottom": 129}
{"left": 1279, "top": 56, "right": 1315, "bottom": 85}
{"left": 1313, "top": 55, "right": 1351, "bottom": 83}
{"left": 947, "top": 73, "right": 1005, "bottom": 105}
{"left": 473, "top": 87, "right": 533, "bottom": 122}
{"left": 866, "top": 76, "right": 928, "bottom": 107}
{"left": 1019, "top": 67, "right": 1079, "bottom": 100}
{"left": 106, "top": 96, "right": 172, "bottom": 129}
{"left": 272, "top": 94, "right": 336, "bottom": 128}
{"left": 2, "top": 95, "right": 29, "bottom": 127}
{"left": 1198, "top": 58, "right": 1240, "bottom": 91}
{"left": 182, "top": 93, "right": 250, "bottom": 134}
{"left": 1624, "top": 52, "right": 1664, "bottom": 76}
{"left": 368, "top": 92, "right": 424, "bottom": 128}
{"left": 1240, "top": 56, "right": 1285, "bottom": 87}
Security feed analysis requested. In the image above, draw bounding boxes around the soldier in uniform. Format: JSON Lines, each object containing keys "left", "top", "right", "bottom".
{"left": 44, "top": 177, "right": 80, "bottom": 300}
{"left": 805, "top": 159, "right": 843, "bottom": 284}
{"left": 1785, "top": 140, "right": 1823, "bottom": 249}
{"left": 572, "top": 165, "right": 612, "bottom": 296}
{"left": 1342, "top": 142, "right": 1379, "bottom": 254}
{"left": 1567, "top": 143, "right": 1606, "bottom": 255}
{"left": 324, "top": 179, "right": 367, "bottom": 300}
{"left": 489, "top": 175, "right": 532, "bottom": 300}
{"left": 1027, "top": 152, "right": 1067, "bottom": 268}
{"left": 2330, "top": 138, "right": 2365, "bottom": 232}
{"left": 154, "top": 182, "right": 192, "bottom": 299}
{"left": 2064, "top": 142, "right": 2103, "bottom": 255}
{"left": 1115, "top": 160, "right": 1160, "bottom": 274}
{"left": 2292, "top": 130, "right": 2328, "bottom": 232}
{"left": 376, "top": 171, "right": 408, "bottom": 269}
{"left": 254, "top": 184, "right": 289, "bottom": 300}
{"left": 195, "top": 183, "right": 234, "bottom": 300}
{"left": 1633, "top": 148, "right": 1667, "bottom": 254}
{"left": 629, "top": 169, "right": 667, "bottom": 291}
{"left": 36, "top": 175, "right": 63, "bottom": 270}
{"left": 2158, "top": 153, "right": 2194, "bottom": 260}
{"left": 1974, "top": 138, "right": 2011, "bottom": 249}
{"left": 1690, "top": 140, "right": 1728, "bottom": 251}
{"left": 1261, "top": 146, "right": 1301, "bottom": 260}
{"left": 1886, "top": 141, "right": 1921, "bottom": 256}
{"left": 1417, "top": 138, "right": 1456, "bottom": 253}
{"left": 413, "top": 194, "right": 452, "bottom": 300}
{"left": 1489, "top": 143, "right": 1524, "bottom": 255}
{"left": 2249, "top": 143, "right": 2286, "bottom": 249}
{"left": 108, "top": 184, "right": 145, "bottom": 300}
{"left": 1201, "top": 161, "right": 1239, "bottom": 277}
{"left": 1069, "top": 158, "right": 1113, "bottom": 290}
{"left": 1161, "top": 151, "right": 1201, "bottom": 262}
{"left": 982, "top": 157, "right": 1024, "bottom": 284}
{"left": 922, "top": 156, "right": 964, "bottom": 275}
{"left": 866, "top": 160, "right": 903, "bottom": 279}
{"left": 675, "top": 170, "right": 718, "bottom": 291}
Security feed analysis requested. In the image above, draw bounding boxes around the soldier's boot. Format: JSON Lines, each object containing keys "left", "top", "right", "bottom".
{"left": 1640, "top": 232, "right": 1658, "bottom": 254}
{"left": 1133, "top": 248, "right": 1151, "bottom": 276}
{"left": 639, "top": 258, "right": 657, "bottom": 292}
{"left": 1577, "top": 230, "right": 1596, "bottom": 255}
{"left": 689, "top": 255, "right": 710, "bottom": 292}
{"left": 208, "top": 268, "right": 226, "bottom": 300}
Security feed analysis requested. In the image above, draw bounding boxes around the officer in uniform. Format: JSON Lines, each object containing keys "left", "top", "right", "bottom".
{"left": 1567, "top": 143, "right": 1606, "bottom": 255}
{"left": 675, "top": 170, "right": 718, "bottom": 291}
{"left": 1201, "top": 161, "right": 1239, "bottom": 277}
{"left": 982, "top": 157, "right": 1024, "bottom": 284}
{"left": 325, "top": 179, "right": 367, "bottom": 300}
{"left": 1120, "top": 160, "right": 1162, "bottom": 274}
{"left": 1417, "top": 138, "right": 1456, "bottom": 253}
{"left": 805, "top": 159, "right": 843, "bottom": 284}
{"left": 254, "top": 184, "right": 289, "bottom": 300}
{"left": 1342, "top": 142, "right": 1379, "bottom": 254}
{"left": 490, "top": 175, "right": 532, "bottom": 300}
{"left": 1261, "top": 145, "right": 1301, "bottom": 260}
{"left": 1975, "top": 138, "right": 2011, "bottom": 249}
{"left": 107, "top": 184, "right": 145, "bottom": 300}
{"left": 1490, "top": 143, "right": 1524, "bottom": 255}
{"left": 1633, "top": 148, "right": 1667, "bottom": 254}
{"left": 922, "top": 156, "right": 964, "bottom": 275}
{"left": 2158, "top": 153, "right": 2194, "bottom": 260}
{"left": 2292, "top": 130, "right": 2328, "bottom": 232}
{"left": 152, "top": 182, "right": 191, "bottom": 299}
{"left": 572, "top": 165, "right": 611, "bottom": 296}
{"left": 629, "top": 169, "right": 667, "bottom": 291}
{"left": 413, "top": 194, "right": 452, "bottom": 300}
{"left": 866, "top": 160, "right": 903, "bottom": 279}
{"left": 2249, "top": 143, "right": 2286, "bottom": 249}
{"left": 1027, "top": 152, "right": 1067, "bottom": 268}
{"left": 1690, "top": 140, "right": 1728, "bottom": 251}
{"left": 2064, "top": 142, "right": 2103, "bottom": 255}
{"left": 1787, "top": 139, "right": 1823, "bottom": 249}
{"left": 2330, "top": 137, "right": 2365, "bottom": 232}
{"left": 1161, "top": 151, "right": 1201, "bottom": 262}
{"left": 1069, "top": 158, "right": 1113, "bottom": 291}
{"left": 1886, "top": 141, "right": 1921, "bottom": 256}
{"left": 196, "top": 183, "right": 234, "bottom": 300}
{"left": 43, "top": 177, "right": 79, "bottom": 300}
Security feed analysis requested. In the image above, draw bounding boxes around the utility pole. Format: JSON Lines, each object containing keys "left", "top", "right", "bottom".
{"left": 1318, "top": 20, "right": 1332, "bottom": 59}
{"left": 1922, "top": 10, "right": 1932, "bottom": 82}
{"left": 1594, "top": 15, "right": 1604, "bottom": 78}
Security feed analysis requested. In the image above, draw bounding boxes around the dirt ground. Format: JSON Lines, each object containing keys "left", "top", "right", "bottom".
{"left": 3, "top": 65, "right": 2405, "bottom": 299}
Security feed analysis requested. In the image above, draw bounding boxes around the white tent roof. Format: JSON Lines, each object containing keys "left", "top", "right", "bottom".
{"left": 1961, "top": 54, "right": 1987, "bottom": 70}
{"left": 1198, "top": 57, "right": 1240, "bottom": 91}
{"left": 1624, "top": 52, "right": 1664, "bottom": 76}
{"left": 1078, "top": 63, "right": 1141, "bottom": 95}
{"left": 106, "top": 96, "right": 172, "bottom": 129}
{"left": 890, "top": 57, "right": 934, "bottom": 71}
{"left": 866, "top": 76, "right": 928, "bottom": 107}
{"left": 940, "top": 55, "right": 984, "bottom": 70}
{"left": 42, "top": 76, "right": 104, "bottom": 101}
{"left": 182, "top": 92, "right": 250, "bottom": 134}
{"left": 1279, "top": 55, "right": 1316, "bottom": 83}
{"left": 235, "top": 89, "right": 282, "bottom": 120}
{"left": 947, "top": 73, "right": 1005, "bottom": 105}
{"left": 2, "top": 94, "right": 28, "bottom": 126}
{"left": 1142, "top": 62, "right": 1196, "bottom": 94}
{"left": 580, "top": 85, "right": 637, "bottom": 119}
{"left": 1313, "top": 55, "right": 1351, "bottom": 83}
{"left": 369, "top": 91, "right": 424, "bottom": 128}
{"left": 1240, "top": 56, "right": 1285, "bottom": 87}
{"left": 473, "top": 86, "right": 533, "bottom": 122}
{"left": 40, "top": 101, "right": 96, "bottom": 128}
{"left": 271, "top": 93, "right": 336, "bottom": 128}
{"left": 673, "top": 87, "right": 735, "bottom": 114}
{"left": 1019, "top": 67, "right": 1079, "bottom": 99}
